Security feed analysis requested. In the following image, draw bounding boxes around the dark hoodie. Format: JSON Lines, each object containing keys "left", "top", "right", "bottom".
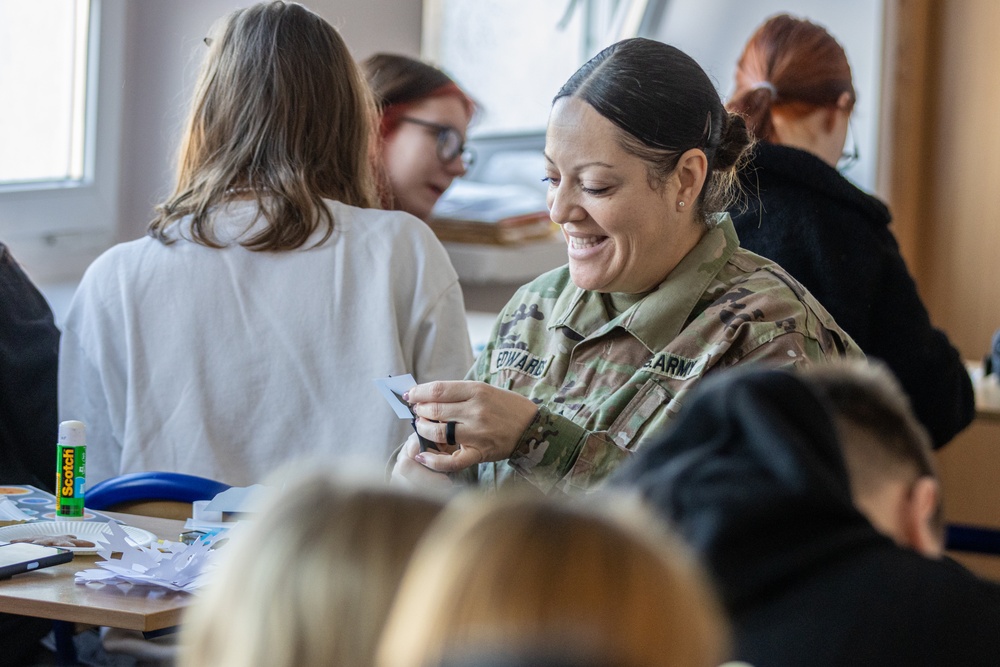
{"left": 0, "top": 243, "right": 57, "bottom": 491}
{"left": 0, "top": 245, "right": 60, "bottom": 663}
{"left": 612, "top": 368, "right": 1000, "bottom": 667}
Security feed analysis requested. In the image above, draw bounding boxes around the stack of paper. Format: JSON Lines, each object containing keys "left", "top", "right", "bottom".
{"left": 428, "top": 180, "right": 556, "bottom": 245}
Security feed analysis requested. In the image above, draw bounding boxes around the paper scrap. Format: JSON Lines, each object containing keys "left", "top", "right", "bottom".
{"left": 0, "top": 498, "right": 33, "bottom": 522}
{"left": 203, "top": 485, "right": 269, "bottom": 513}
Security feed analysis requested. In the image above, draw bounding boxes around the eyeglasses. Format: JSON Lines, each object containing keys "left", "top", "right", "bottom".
{"left": 838, "top": 119, "right": 860, "bottom": 172}
{"left": 399, "top": 117, "right": 474, "bottom": 168}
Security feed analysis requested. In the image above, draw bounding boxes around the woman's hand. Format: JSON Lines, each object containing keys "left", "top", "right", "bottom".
{"left": 406, "top": 380, "right": 539, "bottom": 473}
{"left": 390, "top": 433, "right": 455, "bottom": 490}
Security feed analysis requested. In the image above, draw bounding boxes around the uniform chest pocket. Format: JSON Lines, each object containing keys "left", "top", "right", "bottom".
{"left": 606, "top": 379, "right": 670, "bottom": 450}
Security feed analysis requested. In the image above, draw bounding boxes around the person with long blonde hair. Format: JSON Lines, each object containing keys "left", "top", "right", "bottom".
{"left": 58, "top": 1, "right": 473, "bottom": 486}
{"left": 180, "top": 469, "right": 447, "bottom": 667}
{"left": 377, "top": 493, "right": 730, "bottom": 667}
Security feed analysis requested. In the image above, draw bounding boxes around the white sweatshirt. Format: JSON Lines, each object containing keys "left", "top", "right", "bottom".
{"left": 59, "top": 199, "right": 474, "bottom": 486}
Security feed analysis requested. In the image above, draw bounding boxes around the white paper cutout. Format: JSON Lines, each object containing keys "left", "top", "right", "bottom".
{"left": 74, "top": 521, "right": 232, "bottom": 592}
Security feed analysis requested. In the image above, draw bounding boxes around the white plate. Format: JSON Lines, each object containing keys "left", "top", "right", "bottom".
{"left": 0, "top": 521, "right": 155, "bottom": 554}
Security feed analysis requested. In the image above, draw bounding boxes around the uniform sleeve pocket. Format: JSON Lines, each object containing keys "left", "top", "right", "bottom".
{"left": 606, "top": 380, "right": 669, "bottom": 450}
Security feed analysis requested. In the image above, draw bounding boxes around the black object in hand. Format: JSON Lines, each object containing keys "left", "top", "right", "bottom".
{"left": 410, "top": 417, "right": 439, "bottom": 453}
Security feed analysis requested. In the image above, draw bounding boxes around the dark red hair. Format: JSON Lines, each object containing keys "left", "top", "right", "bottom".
{"left": 361, "top": 54, "right": 474, "bottom": 138}
{"left": 727, "top": 14, "right": 855, "bottom": 143}
{"left": 378, "top": 83, "right": 474, "bottom": 138}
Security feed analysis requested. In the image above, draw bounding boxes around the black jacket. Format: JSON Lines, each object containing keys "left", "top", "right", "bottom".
{"left": 0, "top": 243, "right": 58, "bottom": 491}
{"left": 729, "top": 143, "right": 973, "bottom": 447}
{"left": 0, "top": 243, "right": 60, "bottom": 666}
{"left": 612, "top": 368, "right": 1000, "bottom": 667}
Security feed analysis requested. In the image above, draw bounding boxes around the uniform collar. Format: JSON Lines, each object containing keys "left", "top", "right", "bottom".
{"left": 548, "top": 213, "right": 739, "bottom": 353}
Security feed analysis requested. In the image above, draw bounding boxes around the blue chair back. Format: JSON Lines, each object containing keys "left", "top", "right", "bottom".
{"left": 86, "top": 471, "right": 230, "bottom": 510}
{"left": 946, "top": 523, "right": 1000, "bottom": 556}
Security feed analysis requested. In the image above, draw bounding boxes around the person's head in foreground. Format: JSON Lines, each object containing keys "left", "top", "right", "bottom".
{"left": 362, "top": 53, "right": 474, "bottom": 220}
{"left": 547, "top": 37, "right": 752, "bottom": 294}
{"left": 727, "top": 13, "right": 855, "bottom": 168}
{"left": 151, "top": 0, "right": 378, "bottom": 250}
{"left": 179, "top": 470, "right": 445, "bottom": 667}
{"left": 804, "top": 360, "right": 943, "bottom": 557}
{"left": 377, "top": 493, "right": 730, "bottom": 667}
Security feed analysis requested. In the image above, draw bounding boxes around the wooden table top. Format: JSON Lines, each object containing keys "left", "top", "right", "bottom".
{"left": 0, "top": 511, "right": 193, "bottom": 632}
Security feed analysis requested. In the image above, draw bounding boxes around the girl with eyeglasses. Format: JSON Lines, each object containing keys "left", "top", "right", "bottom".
{"left": 726, "top": 14, "right": 973, "bottom": 449}
{"left": 363, "top": 53, "right": 475, "bottom": 220}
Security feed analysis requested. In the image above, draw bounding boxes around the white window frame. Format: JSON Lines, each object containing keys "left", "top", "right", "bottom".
{"left": 0, "top": 0, "right": 125, "bottom": 283}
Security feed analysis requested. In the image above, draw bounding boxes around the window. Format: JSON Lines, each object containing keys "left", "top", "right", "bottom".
{"left": 0, "top": 0, "right": 124, "bottom": 283}
{"left": 423, "top": 0, "right": 645, "bottom": 136}
{"left": 0, "top": 0, "right": 91, "bottom": 186}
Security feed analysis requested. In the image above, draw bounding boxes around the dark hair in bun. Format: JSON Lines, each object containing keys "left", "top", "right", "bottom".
{"left": 556, "top": 37, "right": 753, "bottom": 225}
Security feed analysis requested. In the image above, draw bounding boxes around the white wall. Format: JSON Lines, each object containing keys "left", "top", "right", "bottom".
{"left": 648, "top": 0, "right": 884, "bottom": 191}
{"left": 116, "top": 0, "right": 423, "bottom": 242}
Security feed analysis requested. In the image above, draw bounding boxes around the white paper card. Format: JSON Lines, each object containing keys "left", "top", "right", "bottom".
{"left": 372, "top": 374, "right": 418, "bottom": 419}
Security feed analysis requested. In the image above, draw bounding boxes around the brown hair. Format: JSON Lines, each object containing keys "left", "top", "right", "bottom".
{"left": 179, "top": 469, "right": 446, "bottom": 667}
{"left": 377, "top": 493, "right": 729, "bottom": 667}
{"left": 728, "top": 14, "right": 856, "bottom": 143}
{"left": 555, "top": 38, "right": 752, "bottom": 227}
{"left": 149, "top": 1, "right": 378, "bottom": 251}
{"left": 804, "top": 360, "right": 942, "bottom": 533}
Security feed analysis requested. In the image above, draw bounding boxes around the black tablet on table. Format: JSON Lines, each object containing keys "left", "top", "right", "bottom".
{"left": 0, "top": 541, "right": 74, "bottom": 579}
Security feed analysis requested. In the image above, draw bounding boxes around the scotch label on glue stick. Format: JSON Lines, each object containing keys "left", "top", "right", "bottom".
{"left": 56, "top": 420, "right": 87, "bottom": 519}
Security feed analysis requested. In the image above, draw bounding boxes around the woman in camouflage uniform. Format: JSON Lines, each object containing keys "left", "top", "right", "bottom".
{"left": 393, "top": 38, "right": 863, "bottom": 494}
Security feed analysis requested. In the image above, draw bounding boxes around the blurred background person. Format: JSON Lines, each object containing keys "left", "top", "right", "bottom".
{"left": 58, "top": 2, "right": 473, "bottom": 486}
{"left": 362, "top": 53, "right": 475, "bottom": 220}
{"left": 180, "top": 468, "right": 446, "bottom": 667}
{"left": 394, "top": 37, "right": 861, "bottom": 495}
{"left": 726, "top": 13, "right": 973, "bottom": 448}
{"left": 377, "top": 493, "right": 729, "bottom": 667}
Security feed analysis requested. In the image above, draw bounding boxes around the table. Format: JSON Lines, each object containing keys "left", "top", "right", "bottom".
{"left": 0, "top": 512, "right": 192, "bottom": 632}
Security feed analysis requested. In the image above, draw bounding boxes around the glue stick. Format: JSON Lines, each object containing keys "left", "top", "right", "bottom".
{"left": 56, "top": 420, "right": 87, "bottom": 519}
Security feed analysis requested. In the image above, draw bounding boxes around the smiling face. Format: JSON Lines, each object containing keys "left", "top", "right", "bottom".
{"left": 381, "top": 95, "right": 471, "bottom": 220}
{"left": 544, "top": 97, "right": 707, "bottom": 294}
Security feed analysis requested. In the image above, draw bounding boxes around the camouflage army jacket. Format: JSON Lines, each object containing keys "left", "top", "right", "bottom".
{"left": 469, "top": 214, "right": 863, "bottom": 494}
